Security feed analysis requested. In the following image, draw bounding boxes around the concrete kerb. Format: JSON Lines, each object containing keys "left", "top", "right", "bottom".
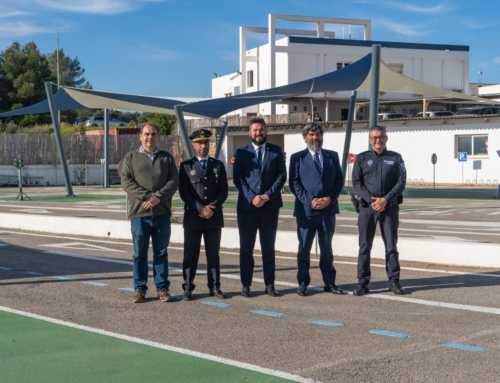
{"left": 1, "top": 213, "right": 499, "bottom": 268}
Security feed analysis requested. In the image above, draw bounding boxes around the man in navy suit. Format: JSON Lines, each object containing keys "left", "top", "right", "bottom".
{"left": 289, "top": 123, "right": 345, "bottom": 296}
{"left": 179, "top": 129, "right": 228, "bottom": 301}
{"left": 233, "top": 118, "right": 287, "bottom": 297}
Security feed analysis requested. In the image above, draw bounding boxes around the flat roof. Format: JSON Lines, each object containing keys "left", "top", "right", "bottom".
{"left": 288, "top": 36, "right": 469, "bottom": 52}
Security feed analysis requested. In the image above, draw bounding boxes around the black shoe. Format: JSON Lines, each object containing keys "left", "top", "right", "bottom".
{"left": 264, "top": 284, "right": 279, "bottom": 297}
{"left": 389, "top": 280, "right": 406, "bottom": 295}
{"left": 209, "top": 287, "right": 227, "bottom": 299}
{"left": 182, "top": 290, "right": 193, "bottom": 301}
{"left": 353, "top": 283, "right": 369, "bottom": 296}
{"left": 241, "top": 285, "right": 252, "bottom": 298}
{"left": 297, "top": 284, "right": 308, "bottom": 296}
{"left": 324, "top": 284, "right": 345, "bottom": 294}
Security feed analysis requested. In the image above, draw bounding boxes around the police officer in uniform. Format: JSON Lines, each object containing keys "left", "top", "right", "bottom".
{"left": 179, "top": 129, "right": 228, "bottom": 301}
{"left": 352, "top": 125, "right": 406, "bottom": 296}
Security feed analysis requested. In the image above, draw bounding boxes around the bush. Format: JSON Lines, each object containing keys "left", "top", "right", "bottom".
{"left": 4, "top": 121, "right": 18, "bottom": 134}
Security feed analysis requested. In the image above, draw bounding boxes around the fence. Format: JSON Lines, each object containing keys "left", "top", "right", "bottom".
{"left": 0, "top": 134, "right": 185, "bottom": 165}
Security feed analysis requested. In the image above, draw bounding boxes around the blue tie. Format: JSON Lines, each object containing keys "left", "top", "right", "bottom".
{"left": 314, "top": 153, "right": 322, "bottom": 176}
{"left": 257, "top": 147, "right": 262, "bottom": 170}
{"left": 200, "top": 159, "right": 206, "bottom": 173}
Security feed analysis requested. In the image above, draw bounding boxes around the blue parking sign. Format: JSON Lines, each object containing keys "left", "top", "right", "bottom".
{"left": 458, "top": 152, "right": 467, "bottom": 162}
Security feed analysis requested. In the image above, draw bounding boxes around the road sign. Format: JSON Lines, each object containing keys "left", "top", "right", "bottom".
{"left": 349, "top": 153, "right": 356, "bottom": 163}
{"left": 473, "top": 160, "right": 482, "bottom": 170}
{"left": 431, "top": 153, "right": 438, "bottom": 164}
{"left": 458, "top": 152, "right": 467, "bottom": 162}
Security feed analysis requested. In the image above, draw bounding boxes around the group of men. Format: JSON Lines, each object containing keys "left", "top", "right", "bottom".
{"left": 121, "top": 118, "right": 407, "bottom": 303}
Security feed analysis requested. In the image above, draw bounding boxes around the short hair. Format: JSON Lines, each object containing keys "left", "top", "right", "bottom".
{"left": 140, "top": 123, "right": 159, "bottom": 134}
{"left": 249, "top": 117, "right": 267, "bottom": 130}
{"left": 369, "top": 125, "right": 386, "bottom": 136}
{"left": 302, "top": 122, "right": 324, "bottom": 137}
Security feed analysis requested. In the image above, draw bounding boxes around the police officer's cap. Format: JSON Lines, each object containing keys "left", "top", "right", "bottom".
{"left": 189, "top": 129, "right": 212, "bottom": 142}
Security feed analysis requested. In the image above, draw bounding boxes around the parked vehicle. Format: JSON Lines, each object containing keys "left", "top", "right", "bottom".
{"left": 72, "top": 118, "right": 88, "bottom": 126}
{"left": 378, "top": 113, "right": 410, "bottom": 120}
{"left": 415, "top": 111, "right": 455, "bottom": 118}
{"left": 456, "top": 106, "right": 500, "bottom": 116}
{"left": 85, "top": 115, "right": 127, "bottom": 127}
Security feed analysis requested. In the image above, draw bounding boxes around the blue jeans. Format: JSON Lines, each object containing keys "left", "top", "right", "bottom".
{"left": 131, "top": 214, "right": 171, "bottom": 292}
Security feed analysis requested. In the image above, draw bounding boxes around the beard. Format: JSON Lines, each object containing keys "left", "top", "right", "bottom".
{"left": 251, "top": 135, "right": 267, "bottom": 146}
{"left": 306, "top": 140, "right": 322, "bottom": 153}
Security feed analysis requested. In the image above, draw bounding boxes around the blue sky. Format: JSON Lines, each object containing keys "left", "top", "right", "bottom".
{"left": 1, "top": 0, "right": 499, "bottom": 98}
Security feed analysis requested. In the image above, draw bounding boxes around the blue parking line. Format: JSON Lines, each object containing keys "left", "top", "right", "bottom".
{"left": 443, "top": 342, "right": 487, "bottom": 352}
{"left": 119, "top": 287, "right": 136, "bottom": 292}
{"left": 82, "top": 281, "right": 110, "bottom": 287}
{"left": 252, "top": 310, "right": 287, "bottom": 318}
{"left": 370, "top": 329, "right": 413, "bottom": 339}
{"left": 0, "top": 266, "right": 12, "bottom": 271}
{"left": 53, "top": 276, "right": 77, "bottom": 281}
{"left": 201, "top": 300, "right": 231, "bottom": 308}
{"left": 24, "top": 271, "right": 43, "bottom": 276}
{"left": 307, "top": 319, "right": 345, "bottom": 327}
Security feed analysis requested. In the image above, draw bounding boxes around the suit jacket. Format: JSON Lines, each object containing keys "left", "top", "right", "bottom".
{"left": 179, "top": 156, "right": 228, "bottom": 230}
{"left": 233, "top": 142, "right": 287, "bottom": 211}
{"left": 289, "top": 148, "right": 344, "bottom": 217}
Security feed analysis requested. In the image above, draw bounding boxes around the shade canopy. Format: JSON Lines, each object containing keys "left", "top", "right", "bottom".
{"left": 0, "top": 52, "right": 496, "bottom": 120}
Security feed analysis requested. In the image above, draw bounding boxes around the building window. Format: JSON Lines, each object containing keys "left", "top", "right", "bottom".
{"left": 456, "top": 135, "right": 488, "bottom": 157}
{"left": 389, "top": 64, "right": 403, "bottom": 74}
{"left": 337, "top": 62, "right": 351, "bottom": 70}
{"left": 293, "top": 106, "right": 297, "bottom": 111}
{"left": 303, "top": 106, "right": 307, "bottom": 112}
{"left": 247, "top": 70, "right": 254, "bottom": 88}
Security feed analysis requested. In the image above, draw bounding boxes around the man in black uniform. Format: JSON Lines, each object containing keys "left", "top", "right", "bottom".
{"left": 352, "top": 125, "right": 406, "bottom": 296}
{"left": 179, "top": 129, "right": 228, "bottom": 301}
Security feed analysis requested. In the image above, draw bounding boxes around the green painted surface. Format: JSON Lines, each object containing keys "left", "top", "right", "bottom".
{"left": 0, "top": 310, "right": 294, "bottom": 383}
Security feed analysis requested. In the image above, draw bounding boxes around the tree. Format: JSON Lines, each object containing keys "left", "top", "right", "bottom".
{"left": 46, "top": 48, "right": 87, "bottom": 88}
{"left": 147, "top": 113, "right": 176, "bottom": 135}
{"left": 0, "top": 41, "right": 53, "bottom": 126}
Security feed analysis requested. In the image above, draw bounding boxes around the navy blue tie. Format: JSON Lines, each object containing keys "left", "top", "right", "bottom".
{"left": 314, "top": 153, "right": 322, "bottom": 176}
{"left": 200, "top": 159, "right": 206, "bottom": 173}
{"left": 257, "top": 147, "right": 262, "bottom": 170}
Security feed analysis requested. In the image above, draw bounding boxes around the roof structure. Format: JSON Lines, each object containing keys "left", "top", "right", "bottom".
{"left": 0, "top": 52, "right": 496, "bottom": 120}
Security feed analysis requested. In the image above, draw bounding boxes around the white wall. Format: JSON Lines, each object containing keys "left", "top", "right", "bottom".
{"left": 0, "top": 164, "right": 117, "bottom": 186}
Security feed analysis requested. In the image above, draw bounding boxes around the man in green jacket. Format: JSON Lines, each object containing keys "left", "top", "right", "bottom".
{"left": 121, "top": 123, "right": 179, "bottom": 303}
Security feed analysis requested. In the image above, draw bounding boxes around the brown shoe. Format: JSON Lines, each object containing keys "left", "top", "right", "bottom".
{"left": 158, "top": 289, "right": 173, "bottom": 302}
{"left": 132, "top": 289, "right": 145, "bottom": 303}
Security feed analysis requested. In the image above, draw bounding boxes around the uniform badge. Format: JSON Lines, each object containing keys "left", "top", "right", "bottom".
{"left": 367, "top": 160, "right": 373, "bottom": 166}
{"left": 214, "top": 168, "right": 218, "bottom": 178}
{"left": 190, "top": 169, "right": 196, "bottom": 176}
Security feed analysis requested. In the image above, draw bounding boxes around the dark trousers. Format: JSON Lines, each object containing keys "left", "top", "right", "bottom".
{"left": 357, "top": 204, "right": 400, "bottom": 284}
{"left": 237, "top": 209, "right": 279, "bottom": 286}
{"left": 296, "top": 214, "right": 337, "bottom": 286}
{"left": 182, "top": 228, "right": 222, "bottom": 291}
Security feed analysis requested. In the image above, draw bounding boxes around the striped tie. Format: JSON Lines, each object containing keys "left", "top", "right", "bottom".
{"left": 314, "top": 153, "right": 322, "bottom": 176}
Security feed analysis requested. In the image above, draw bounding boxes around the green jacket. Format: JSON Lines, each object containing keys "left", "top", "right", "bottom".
{"left": 121, "top": 149, "right": 179, "bottom": 219}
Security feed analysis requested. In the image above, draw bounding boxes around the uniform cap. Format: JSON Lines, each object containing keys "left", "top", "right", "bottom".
{"left": 189, "top": 129, "right": 212, "bottom": 142}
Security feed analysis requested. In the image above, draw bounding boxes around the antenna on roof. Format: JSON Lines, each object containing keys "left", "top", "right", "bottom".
{"left": 478, "top": 71, "right": 483, "bottom": 87}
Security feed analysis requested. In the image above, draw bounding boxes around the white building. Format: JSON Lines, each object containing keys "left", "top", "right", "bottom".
{"left": 213, "top": 14, "right": 471, "bottom": 120}
{"left": 214, "top": 14, "right": 499, "bottom": 185}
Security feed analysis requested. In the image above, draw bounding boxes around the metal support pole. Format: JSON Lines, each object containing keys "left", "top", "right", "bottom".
{"left": 368, "top": 44, "right": 381, "bottom": 149}
{"left": 174, "top": 105, "right": 194, "bottom": 159}
{"left": 44, "top": 81, "right": 74, "bottom": 197}
{"left": 495, "top": 185, "right": 500, "bottom": 199}
{"left": 342, "top": 91, "right": 357, "bottom": 192}
{"left": 214, "top": 121, "right": 228, "bottom": 160}
{"left": 103, "top": 108, "right": 110, "bottom": 187}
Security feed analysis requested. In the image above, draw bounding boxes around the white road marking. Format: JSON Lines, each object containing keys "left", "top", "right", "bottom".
{"left": 399, "top": 227, "right": 500, "bottom": 237}
{"left": 39, "top": 242, "right": 125, "bottom": 252}
{"left": 489, "top": 211, "right": 500, "bottom": 215}
{"left": 0, "top": 305, "right": 315, "bottom": 383}
{"left": 10, "top": 209, "right": 52, "bottom": 214}
{"left": 0, "top": 204, "right": 124, "bottom": 213}
{"left": 2, "top": 228, "right": 499, "bottom": 279}
{"left": 38, "top": 250, "right": 500, "bottom": 316}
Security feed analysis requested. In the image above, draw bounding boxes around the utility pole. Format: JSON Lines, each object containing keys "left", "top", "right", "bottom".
{"left": 56, "top": 30, "right": 60, "bottom": 124}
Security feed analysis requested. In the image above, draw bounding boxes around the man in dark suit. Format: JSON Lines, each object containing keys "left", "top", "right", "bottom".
{"left": 289, "top": 123, "right": 345, "bottom": 296}
{"left": 233, "top": 118, "right": 287, "bottom": 297}
{"left": 179, "top": 129, "right": 228, "bottom": 301}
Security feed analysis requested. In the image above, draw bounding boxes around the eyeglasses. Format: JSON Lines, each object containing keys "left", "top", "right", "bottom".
{"left": 370, "top": 135, "right": 387, "bottom": 141}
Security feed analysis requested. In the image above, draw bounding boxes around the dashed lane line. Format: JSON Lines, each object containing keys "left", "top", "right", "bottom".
{"left": 34, "top": 250, "right": 500, "bottom": 316}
